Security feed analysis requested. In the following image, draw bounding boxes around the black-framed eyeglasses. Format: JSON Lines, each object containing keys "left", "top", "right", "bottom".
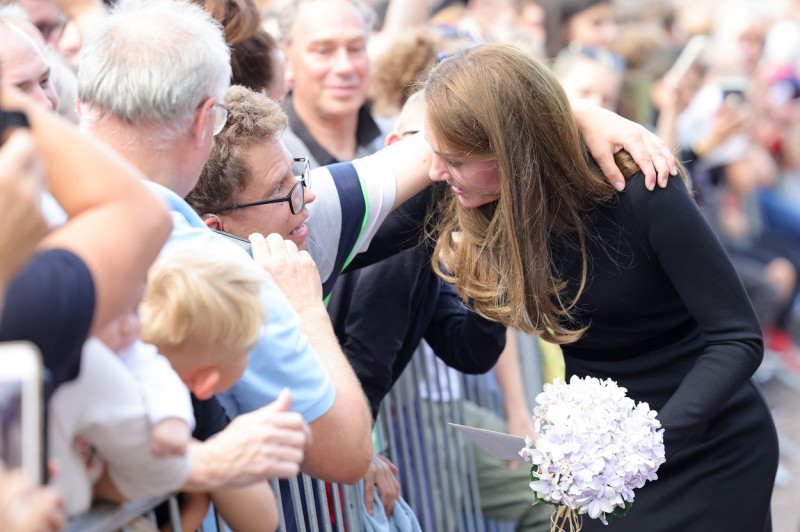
{"left": 216, "top": 157, "right": 311, "bottom": 215}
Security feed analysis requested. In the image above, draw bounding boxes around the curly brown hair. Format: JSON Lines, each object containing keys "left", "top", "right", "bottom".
{"left": 369, "top": 27, "right": 472, "bottom": 119}
{"left": 369, "top": 28, "right": 439, "bottom": 118}
{"left": 186, "top": 85, "right": 288, "bottom": 216}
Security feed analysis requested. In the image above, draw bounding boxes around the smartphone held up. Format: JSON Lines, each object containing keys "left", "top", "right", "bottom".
{"left": 0, "top": 342, "right": 45, "bottom": 484}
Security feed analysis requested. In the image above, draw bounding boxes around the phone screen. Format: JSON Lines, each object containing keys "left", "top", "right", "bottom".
{"left": 0, "top": 343, "right": 44, "bottom": 483}
{"left": 0, "top": 379, "right": 23, "bottom": 469}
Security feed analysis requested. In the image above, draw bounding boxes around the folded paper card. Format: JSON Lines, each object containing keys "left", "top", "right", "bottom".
{"left": 449, "top": 423, "right": 527, "bottom": 463}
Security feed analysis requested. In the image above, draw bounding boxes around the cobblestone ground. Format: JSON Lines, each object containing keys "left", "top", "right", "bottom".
{"left": 762, "top": 369, "right": 800, "bottom": 532}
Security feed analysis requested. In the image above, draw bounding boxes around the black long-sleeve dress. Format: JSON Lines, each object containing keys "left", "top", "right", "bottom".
{"left": 550, "top": 173, "right": 779, "bottom": 531}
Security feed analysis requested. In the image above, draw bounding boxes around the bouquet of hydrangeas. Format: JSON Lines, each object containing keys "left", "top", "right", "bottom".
{"left": 519, "top": 376, "right": 665, "bottom": 531}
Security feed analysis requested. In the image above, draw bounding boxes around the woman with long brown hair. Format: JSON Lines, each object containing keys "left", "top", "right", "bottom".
{"left": 424, "top": 43, "right": 778, "bottom": 531}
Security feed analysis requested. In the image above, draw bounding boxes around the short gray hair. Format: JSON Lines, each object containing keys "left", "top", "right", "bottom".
{"left": 78, "top": 0, "right": 231, "bottom": 133}
{"left": 276, "top": 0, "right": 374, "bottom": 46}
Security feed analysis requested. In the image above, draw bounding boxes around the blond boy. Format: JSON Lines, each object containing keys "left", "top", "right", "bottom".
{"left": 136, "top": 241, "right": 286, "bottom": 532}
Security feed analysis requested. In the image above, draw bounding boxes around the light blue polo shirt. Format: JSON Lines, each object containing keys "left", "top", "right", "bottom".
{"left": 146, "top": 182, "right": 336, "bottom": 422}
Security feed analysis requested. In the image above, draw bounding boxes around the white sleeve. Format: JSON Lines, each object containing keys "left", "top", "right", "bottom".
{"left": 305, "top": 155, "right": 396, "bottom": 285}
{"left": 50, "top": 339, "right": 192, "bottom": 509}
{"left": 350, "top": 151, "right": 397, "bottom": 254}
{"left": 305, "top": 166, "right": 342, "bottom": 283}
{"left": 117, "top": 341, "right": 195, "bottom": 429}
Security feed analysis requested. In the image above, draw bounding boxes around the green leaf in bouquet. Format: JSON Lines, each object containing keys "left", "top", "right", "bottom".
{"left": 605, "top": 500, "right": 634, "bottom": 523}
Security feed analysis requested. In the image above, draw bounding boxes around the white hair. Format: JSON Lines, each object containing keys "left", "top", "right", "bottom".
{"left": 78, "top": 0, "right": 232, "bottom": 139}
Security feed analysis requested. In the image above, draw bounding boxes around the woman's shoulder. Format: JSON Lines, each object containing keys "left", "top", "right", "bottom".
{"left": 607, "top": 170, "right": 713, "bottom": 251}
{"left": 616, "top": 171, "right": 696, "bottom": 217}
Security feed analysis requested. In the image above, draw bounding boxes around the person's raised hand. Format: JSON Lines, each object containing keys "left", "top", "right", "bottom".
{"left": 250, "top": 232, "right": 323, "bottom": 311}
{"left": 572, "top": 99, "right": 678, "bottom": 191}
{"left": 196, "top": 388, "right": 310, "bottom": 487}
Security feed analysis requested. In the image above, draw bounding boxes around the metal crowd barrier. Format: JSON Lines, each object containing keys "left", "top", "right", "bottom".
{"left": 66, "top": 495, "right": 183, "bottom": 532}
{"left": 66, "top": 331, "right": 545, "bottom": 532}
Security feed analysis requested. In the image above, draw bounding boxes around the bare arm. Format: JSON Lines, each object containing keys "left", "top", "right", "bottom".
{"left": 210, "top": 483, "right": 278, "bottom": 532}
{"left": 293, "top": 304, "right": 372, "bottom": 483}
{"left": 653, "top": 73, "right": 683, "bottom": 153}
{"left": 689, "top": 98, "right": 750, "bottom": 162}
{"left": 494, "top": 329, "right": 531, "bottom": 429}
{"left": 2, "top": 87, "right": 172, "bottom": 336}
{"left": 250, "top": 233, "right": 373, "bottom": 484}
{"left": 493, "top": 329, "right": 537, "bottom": 462}
{"left": 161, "top": 492, "right": 210, "bottom": 532}
{"left": 0, "top": 131, "right": 48, "bottom": 290}
{"left": 382, "top": 133, "right": 434, "bottom": 210}
{"left": 381, "top": 0, "right": 431, "bottom": 35}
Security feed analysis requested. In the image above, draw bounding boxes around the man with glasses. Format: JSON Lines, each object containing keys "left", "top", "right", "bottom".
{"left": 188, "top": 85, "right": 412, "bottom": 297}
{"left": 215, "top": 157, "right": 309, "bottom": 216}
{"left": 208, "top": 157, "right": 312, "bottom": 251}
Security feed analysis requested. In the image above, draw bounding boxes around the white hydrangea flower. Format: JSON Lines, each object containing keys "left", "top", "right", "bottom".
{"left": 520, "top": 376, "right": 666, "bottom": 525}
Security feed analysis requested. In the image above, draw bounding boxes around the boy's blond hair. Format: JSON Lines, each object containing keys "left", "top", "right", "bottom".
{"left": 140, "top": 244, "right": 267, "bottom": 357}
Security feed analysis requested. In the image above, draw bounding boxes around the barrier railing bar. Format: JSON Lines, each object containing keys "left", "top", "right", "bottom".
{"left": 301, "top": 474, "right": 319, "bottom": 528}
{"left": 405, "top": 356, "right": 438, "bottom": 531}
{"left": 339, "top": 483, "right": 362, "bottom": 530}
{"left": 314, "top": 478, "right": 333, "bottom": 532}
{"left": 391, "top": 371, "right": 432, "bottom": 530}
{"left": 328, "top": 482, "right": 345, "bottom": 531}
{"left": 65, "top": 497, "right": 168, "bottom": 532}
{"left": 454, "top": 392, "right": 484, "bottom": 532}
{"left": 288, "top": 476, "right": 307, "bottom": 532}
{"left": 415, "top": 354, "right": 451, "bottom": 532}
{"left": 167, "top": 494, "right": 183, "bottom": 532}
{"left": 270, "top": 478, "right": 287, "bottom": 532}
